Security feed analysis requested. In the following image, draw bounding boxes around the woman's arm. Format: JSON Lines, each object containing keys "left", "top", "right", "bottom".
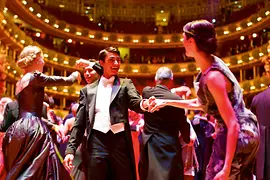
{"left": 149, "top": 98, "right": 202, "bottom": 112}
{"left": 166, "top": 98, "right": 202, "bottom": 110}
{"left": 34, "top": 71, "right": 80, "bottom": 87}
{"left": 207, "top": 71, "right": 239, "bottom": 178}
{"left": 61, "top": 117, "right": 75, "bottom": 136}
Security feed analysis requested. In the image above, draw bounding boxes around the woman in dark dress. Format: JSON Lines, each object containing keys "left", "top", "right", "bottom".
{"left": 2, "top": 45, "right": 80, "bottom": 179}
{"left": 149, "top": 20, "right": 259, "bottom": 180}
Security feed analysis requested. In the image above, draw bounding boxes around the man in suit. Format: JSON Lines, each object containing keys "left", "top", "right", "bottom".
{"left": 64, "top": 47, "right": 150, "bottom": 180}
{"left": 0, "top": 100, "right": 18, "bottom": 132}
{"left": 139, "top": 67, "right": 191, "bottom": 180}
{"left": 250, "top": 55, "right": 270, "bottom": 180}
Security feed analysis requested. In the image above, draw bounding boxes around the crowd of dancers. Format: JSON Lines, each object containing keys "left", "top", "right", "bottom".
{"left": 0, "top": 19, "right": 268, "bottom": 180}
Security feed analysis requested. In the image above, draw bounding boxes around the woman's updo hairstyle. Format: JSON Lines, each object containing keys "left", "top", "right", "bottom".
{"left": 17, "top": 45, "right": 42, "bottom": 69}
{"left": 183, "top": 20, "right": 217, "bottom": 54}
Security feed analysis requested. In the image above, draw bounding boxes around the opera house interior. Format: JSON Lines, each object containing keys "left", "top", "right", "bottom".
{"left": 0, "top": 0, "right": 270, "bottom": 180}
{"left": 0, "top": 0, "right": 269, "bottom": 117}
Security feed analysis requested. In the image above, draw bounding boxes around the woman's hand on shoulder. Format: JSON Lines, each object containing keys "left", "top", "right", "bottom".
{"left": 71, "top": 71, "right": 81, "bottom": 83}
{"left": 76, "top": 58, "right": 96, "bottom": 68}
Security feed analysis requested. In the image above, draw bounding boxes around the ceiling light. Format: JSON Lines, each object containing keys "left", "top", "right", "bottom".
{"left": 236, "top": 27, "right": 241, "bottom": 31}
{"left": 29, "top": 7, "right": 34, "bottom": 12}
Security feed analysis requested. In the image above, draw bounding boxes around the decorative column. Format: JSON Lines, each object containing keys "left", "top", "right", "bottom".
{"left": 10, "top": 84, "right": 14, "bottom": 99}
{"left": 253, "top": 66, "right": 257, "bottom": 78}
{"left": 50, "top": 67, "right": 54, "bottom": 75}
{"left": 62, "top": 97, "right": 66, "bottom": 110}
{"left": 63, "top": 69, "right": 67, "bottom": 77}
{"left": 239, "top": 69, "right": 243, "bottom": 82}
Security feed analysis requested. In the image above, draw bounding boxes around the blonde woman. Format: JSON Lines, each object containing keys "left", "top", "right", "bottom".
{"left": 2, "top": 46, "right": 80, "bottom": 180}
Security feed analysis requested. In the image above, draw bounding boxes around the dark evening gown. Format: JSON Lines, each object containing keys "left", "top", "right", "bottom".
{"left": 2, "top": 71, "right": 77, "bottom": 180}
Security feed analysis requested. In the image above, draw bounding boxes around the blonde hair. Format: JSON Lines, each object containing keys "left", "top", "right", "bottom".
{"left": 17, "top": 45, "right": 42, "bottom": 69}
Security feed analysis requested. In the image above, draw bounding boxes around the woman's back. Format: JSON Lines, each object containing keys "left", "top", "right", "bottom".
{"left": 195, "top": 56, "right": 257, "bottom": 126}
{"left": 17, "top": 73, "right": 44, "bottom": 118}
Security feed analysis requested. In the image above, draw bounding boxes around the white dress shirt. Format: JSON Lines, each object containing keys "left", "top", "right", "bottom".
{"left": 93, "top": 76, "right": 125, "bottom": 134}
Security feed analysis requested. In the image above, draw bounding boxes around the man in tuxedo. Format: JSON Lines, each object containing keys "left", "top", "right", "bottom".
{"left": 64, "top": 47, "right": 150, "bottom": 180}
{"left": 139, "top": 67, "right": 191, "bottom": 180}
{"left": 59, "top": 60, "right": 102, "bottom": 158}
{"left": 250, "top": 58, "right": 270, "bottom": 180}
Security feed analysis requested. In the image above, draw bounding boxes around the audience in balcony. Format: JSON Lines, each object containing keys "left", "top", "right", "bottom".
{"left": 17, "top": 21, "right": 269, "bottom": 65}
{"left": 32, "top": 0, "right": 265, "bottom": 34}
{"left": 222, "top": 28, "right": 269, "bottom": 57}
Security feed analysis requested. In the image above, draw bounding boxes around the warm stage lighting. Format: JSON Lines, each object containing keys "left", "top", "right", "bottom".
{"left": 22, "top": 0, "right": 27, "bottom": 5}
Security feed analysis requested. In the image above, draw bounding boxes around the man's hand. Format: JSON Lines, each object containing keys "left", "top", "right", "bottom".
{"left": 52, "top": 125, "right": 65, "bottom": 141}
{"left": 211, "top": 132, "right": 217, "bottom": 139}
{"left": 186, "top": 136, "right": 195, "bottom": 147}
{"left": 63, "top": 154, "right": 74, "bottom": 171}
{"left": 149, "top": 99, "right": 167, "bottom": 113}
{"left": 137, "top": 119, "right": 145, "bottom": 132}
{"left": 62, "top": 135, "right": 70, "bottom": 143}
{"left": 142, "top": 96, "right": 156, "bottom": 110}
{"left": 213, "top": 168, "right": 230, "bottom": 180}
{"left": 172, "top": 86, "right": 192, "bottom": 99}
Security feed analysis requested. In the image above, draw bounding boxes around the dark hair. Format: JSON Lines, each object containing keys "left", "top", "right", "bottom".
{"left": 193, "top": 110, "right": 201, "bottom": 115}
{"left": 183, "top": 20, "right": 217, "bottom": 54}
{"left": 98, "top": 47, "right": 120, "bottom": 62}
{"left": 206, "top": 114, "right": 211, "bottom": 121}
